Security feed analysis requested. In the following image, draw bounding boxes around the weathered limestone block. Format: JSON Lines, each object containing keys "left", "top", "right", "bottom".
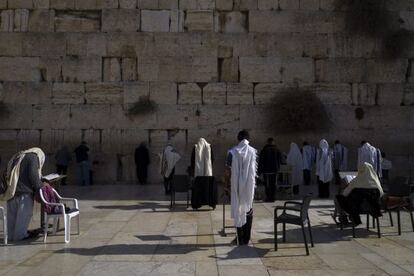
{"left": 62, "top": 57, "right": 101, "bottom": 82}
{"left": 85, "top": 83, "right": 123, "bottom": 104}
{"left": 249, "top": 11, "right": 344, "bottom": 33}
{"left": 33, "top": 0, "right": 49, "bottom": 8}
{"left": 74, "top": 0, "right": 118, "bottom": 9}
{"left": 66, "top": 33, "right": 107, "bottom": 56}
{"left": 55, "top": 11, "right": 101, "bottom": 32}
{"left": 328, "top": 34, "right": 377, "bottom": 58}
{"left": 254, "top": 83, "right": 295, "bottom": 104}
{"left": 22, "top": 33, "right": 66, "bottom": 57}
{"left": 218, "top": 45, "right": 233, "bottom": 58}
{"left": 219, "top": 11, "right": 247, "bottom": 33}
{"left": 149, "top": 82, "right": 177, "bottom": 104}
{"left": 170, "top": 10, "right": 185, "bottom": 32}
{"left": 300, "top": 0, "right": 319, "bottom": 10}
{"left": 281, "top": 57, "right": 314, "bottom": 82}
{"left": 50, "top": 0, "right": 75, "bottom": 9}
{"left": 103, "top": 57, "right": 122, "bottom": 82}
{"left": 141, "top": 10, "right": 170, "bottom": 32}
{"left": 0, "top": 57, "right": 41, "bottom": 81}
{"left": 301, "top": 83, "right": 352, "bottom": 105}
{"left": 400, "top": 11, "right": 414, "bottom": 31}
{"left": 138, "top": 57, "right": 217, "bottom": 82}
{"left": 40, "top": 57, "right": 62, "bottom": 82}
{"left": 159, "top": 0, "right": 179, "bottom": 9}
{"left": 351, "top": 83, "right": 377, "bottom": 106}
{"left": 106, "top": 33, "right": 148, "bottom": 57}
{"left": 1, "top": 10, "right": 14, "bottom": 32}
{"left": 14, "top": 9, "right": 29, "bottom": 32}
{"left": 102, "top": 9, "right": 140, "bottom": 32}
{"left": 185, "top": 11, "right": 214, "bottom": 32}
{"left": 178, "top": 83, "right": 202, "bottom": 104}
{"left": 123, "top": 82, "right": 149, "bottom": 104}
{"left": 203, "top": 83, "right": 226, "bottom": 104}
{"left": 234, "top": 0, "right": 257, "bottom": 10}
{"left": 155, "top": 104, "right": 198, "bottom": 129}
{"left": 258, "top": 0, "right": 277, "bottom": 10}
{"left": 216, "top": 0, "right": 233, "bottom": 10}
{"left": 366, "top": 59, "right": 408, "bottom": 83}
{"left": 52, "top": 83, "right": 85, "bottom": 104}
{"left": 2, "top": 82, "right": 52, "bottom": 105}
{"left": 0, "top": 0, "right": 6, "bottom": 8}
{"left": 403, "top": 84, "right": 414, "bottom": 105}
{"left": 8, "top": 0, "right": 32, "bottom": 8}
{"left": 68, "top": 105, "right": 111, "bottom": 129}
{"left": 138, "top": 0, "right": 159, "bottom": 9}
{"left": 319, "top": 0, "right": 335, "bottom": 11}
{"left": 315, "top": 58, "right": 367, "bottom": 83}
{"left": 220, "top": 57, "right": 239, "bottom": 82}
{"left": 122, "top": 58, "right": 138, "bottom": 81}
{"left": 239, "top": 57, "right": 282, "bottom": 82}
{"left": 198, "top": 105, "right": 240, "bottom": 129}
{"left": 180, "top": 0, "right": 215, "bottom": 9}
{"left": 28, "top": 9, "right": 55, "bottom": 32}
{"left": 0, "top": 33, "right": 22, "bottom": 56}
{"left": 119, "top": 0, "right": 137, "bottom": 8}
{"left": 376, "top": 84, "right": 404, "bottom": 106}
{"left": 227, "top": 82, "right": 253, "bottom": 104}
{"left": 279, "top": 0, "right": 299, "bottom": 10}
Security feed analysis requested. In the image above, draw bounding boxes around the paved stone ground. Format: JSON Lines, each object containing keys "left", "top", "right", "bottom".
{"left": 1, "top": 185, "right": 414, "bottom": 276}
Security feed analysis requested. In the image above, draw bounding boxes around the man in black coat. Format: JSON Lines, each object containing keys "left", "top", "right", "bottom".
{"left": 134, "top": 142, "right": 150, "bottom": 185}
{"left": 258, "top": 138, "right": 282, "bottom": 202}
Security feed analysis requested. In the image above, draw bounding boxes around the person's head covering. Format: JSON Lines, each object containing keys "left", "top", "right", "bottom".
{"left": 343, "top": 162, "right": 383, "bottom": 197}
{"left": 319, "top": 139, "right": 329, "bottom": 153}
{"left": 194, "top": 138, "right": 212, "bottom": 177}
{"left": 316, "top": 139, "right": 333, "bottom": 183}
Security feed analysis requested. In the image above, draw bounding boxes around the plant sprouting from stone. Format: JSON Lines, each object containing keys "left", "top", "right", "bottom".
{"left": 127, "top": 96, "right": 157, "bottom": 116}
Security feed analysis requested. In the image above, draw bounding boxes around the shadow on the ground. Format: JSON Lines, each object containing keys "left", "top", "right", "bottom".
{"left": 94, "top": 202, "right": 168, "bottom": 211}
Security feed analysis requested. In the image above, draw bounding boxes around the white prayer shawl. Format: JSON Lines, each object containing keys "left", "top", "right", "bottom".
{"left": 160, "top": 145, "right": 181, "bottom": 178}
{"left": 287, "top": 143, "right": 303, "bottom": 186}
{"left": 302, "top": 145, "right": 316, "bottom": 170}
{"left": 343, "top": 162, "right": 384, "bottom": 197}
{"left": 316, "top": 139, "right": 334, "bottom": 183}
{"left": 333, "top": 143, "right": 348, "bottom": 171}
{"left": 358, "top": 143, "right": 382, "bottom": 177}
{"left": 0, "top": 147, "right": 45, "bottom": 201}
{"left": 230, "top": 139, "right": 257, "bottom": 228}
{"left": 194, "top": 138, "right": 213, "bottom": 177}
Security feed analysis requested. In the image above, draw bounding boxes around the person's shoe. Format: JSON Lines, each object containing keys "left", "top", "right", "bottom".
{"left": 23, "top": 230, "right": 40, "bottom": 240}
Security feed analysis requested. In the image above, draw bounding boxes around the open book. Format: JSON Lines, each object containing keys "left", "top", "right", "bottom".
{"left": 42, "top": 173, "right": 66, "bottom": 182}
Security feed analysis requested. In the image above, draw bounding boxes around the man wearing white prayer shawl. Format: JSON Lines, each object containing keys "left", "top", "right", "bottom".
{"left": 287, "top": 143, "right": 303, "bottom": 195}
{"left": 160, "top": 144, "right": 181, "bottom": 195}
{"left": 302, "top": 141, "right": 316, "bottom": 186}
{"left": 3, "top": 148, "right": 46, "bottom": 241}
{"left": 316, "top": 139, "right": 334, "bottom": 198}
{"left": 226, "top": 130, "right": 257, "bottom": 246}
{"left": 358, "top": 141, "right": 382, "bottom": 178}
{"left": 333, "top": 140, "right": 348, "bottom": 184}
{"left": 191, "top": 138, "right": 213, "bottom": 177}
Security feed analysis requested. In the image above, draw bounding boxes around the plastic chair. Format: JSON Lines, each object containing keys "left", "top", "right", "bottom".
{"left": 0, "top": 206, "right": 7, "bottom": 245}
{"left": 170, "top": 175, "right": 190, "bottom": 209}
{"left": 39, "top": 187, "right": 80, "bottom": 243}
{"left": 274, "top": 196, "right": 313, "bottom": 255}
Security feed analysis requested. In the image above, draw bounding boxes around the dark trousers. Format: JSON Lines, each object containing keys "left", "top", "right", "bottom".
{"left": 236, "top": 209, "right": 253, "bottom": 245}
{"left": 56, "top": 165, "right": 68, "bottom": 185}
{"left": 163, "top": 169, "right": 175, "bottom": 194}
{"left": 264, "top": 174, "right": 276, "bottom": 201}
{"left": 318, "top": 178, "right": 330, "bottom": 198}
{"left": 136, "top": 165, "right": 148, "bottom": 185}
{"left": 303, "top": 169, "right": 311, "bottom": 186}
{"left": 334, "top": 169, "right": 341, "bottom": 185}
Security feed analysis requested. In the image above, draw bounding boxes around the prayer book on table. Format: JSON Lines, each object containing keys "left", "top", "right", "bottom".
{"left": 42, "top": 173, "right": 66, "bottom": 183}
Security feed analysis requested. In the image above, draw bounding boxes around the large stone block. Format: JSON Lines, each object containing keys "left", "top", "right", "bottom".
{"left": 258, "top": 0, "right": 277, "bottom": 10}
{"left": 138, "top": 0, "right": 158, "bottom": 9}
{"left": 300, "top": 83, "right": 352, "bottom": 105}
{"left": 50, "top": 0, "right": 75, "bottom": 9}
{"left": 234, "top": 0, "right": 257, "bottom": 10}
{"left": 155, "top": 104, "right": 198, "bottom": 129}
{"left": 159, "top": 0, "right": 179, "bottom": 9}
{"left": 141, "top": 10, "right": 170, "bottom": 32}
{"left": 122, "top": 58, "right": 138, "bottom": 81}
{"left": 2, "top": 82, "right": 52, "bottom": 105}
{"left": 0, "top": 0, "right": 6, "bottom": 8}
{"left": 351, "top": 83, "right": 377, "bottom": 106}
{"left": 33, "top": 0, "right": 49, "bottom": 8}
{"left": 0, "top": 57, "right": 41, "bottom": 81}
{"left": 254, "top": 83, "right": 295, "bottom": 104}
{"left": 198, "top": 104, "right": 240, "bottom": 129}
{"left": 227, "top": 82, "right": 253, "bottom": 104}
{"left": 123, "top": 82, "right": 149, "bottom": 104}
{"left": 328, "top": 34, "right": 377, "bottom": 58}
{"left": 74, "top": 0, "right": 118, "bottom": 9}
{"left": 107, "top": 33, "right": 150, "bottom": 57}
{"left": 170, "top": 10, "right": 185, "bottom": 32}
{"left": 149, "top": 81, "right": 177, "bottom": 104}
{"left": 1, "top": 10, "right": 14, "bottom": 32}
{"left": 22, "top": 33, "right": 66, "bottom": 57}
{"left": 376, "top": 83, "right": 404, "bottom": 106}
{"left": 219, "top": 11, "right": 247, "bottom": 33}
{"left": 315, "top": 58, "right": 367, "bottom": 83}
{"left": 366, "top": 59, "right": 408, "bottom": 83}
{"left": 319, "top": 0, "right": 335, "bottom": 10}
{"left": 52, "top": 83, "right": 85, "bottom": 104}
{"left": 103, "top": 57, "right": 122, "bottom": 82}
{"left": 281, "top": 57, "right": 314, "bottom": 82}
{"left": 55, "top": 11, "right": 101, "bottom": 32}
{"left": 67, "top": 105, "right": 111, "bottom": 129}
{"left": 216, "top": 0, "right": 233, "bottom": 10}
{"left": 85, "top": 83, "right": 123, "bottom": 104}
{"left": 102, "top": 9, "right": 140, "bottom": 32}
{"left": 8, "top": 0, "right": 32, "bottom": 8}
{"left": 178, "top": 83, "right": 202, "bottom": 104}
{"left": 119, "top": 0, "right": 137, "bottom": 8}
{"left": 28, "top": 9, "right": 55, "bottom": 32}
{"left": 239, "top": 57, "right": 282, "bottom": 82}
{"left": 219, "top": 57, "right": 239, "bottom": 82}
{"left": 40, "top": 57, "right": 63, "bottom": 82}
{"left": 66, "top": 33, "right": 107, "bottom": 56}
{"left": 13, "top": 9, "right": 29, "bottom": 32}
{"left": 403, "top": 84, "right": 414, "bottom": 105}
{"left": 400, "top": 11, "right": 414, "bottom": 31}
{"left": 0, "top": 33, "right": 22, "bottom": 56}
{"left": 62, "top": 57, "right": 102, "bottom": 82}
{"left": 203, "top": 83, "right": 226, "bottom": 104}
{"left": 185, "top": 11, "right": 214, "bottom": 32}
{"left": 300, "top": 0, "right": 319, "bottom": 10}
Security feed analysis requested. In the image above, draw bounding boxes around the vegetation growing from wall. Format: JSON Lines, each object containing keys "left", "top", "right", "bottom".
{"left": 270, "top": 88, "right": 332, "bottom": 134}
{"left": 127, "top": 96, "right": 157, "bottom": 116}
{"left": 336, "top": 0, "right": 414, "bottom": 59}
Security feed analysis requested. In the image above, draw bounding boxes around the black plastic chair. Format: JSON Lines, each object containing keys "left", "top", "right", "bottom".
{"left": 274, "top": 196, "right": 313, "bottom": 255}
{"left": 170, "top": 175, "right": 191, "bottom": 209}
{"left": 384, "top": 177, "right": 414, "bottom": 235}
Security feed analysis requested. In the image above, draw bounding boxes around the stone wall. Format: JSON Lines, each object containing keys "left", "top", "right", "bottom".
{"left": 0, "top": 0, "right": 414, "bottom": 184}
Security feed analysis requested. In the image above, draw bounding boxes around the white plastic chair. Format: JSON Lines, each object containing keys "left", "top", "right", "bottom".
{"left": 0, "top": 206, "right": 7, "bottom": 245}
{"left": 39, "top": 187, "right": 80, "bottom": 243}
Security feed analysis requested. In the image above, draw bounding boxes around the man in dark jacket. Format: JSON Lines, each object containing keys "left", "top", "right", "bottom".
{"left": 258, "top": 138, "right": 282, "bottom": 202}
{"left": 134, "top": 142, "right": 150, "bottom": 185}
{"left": 74, "top": 141, "right": 90, "bottom": 186}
